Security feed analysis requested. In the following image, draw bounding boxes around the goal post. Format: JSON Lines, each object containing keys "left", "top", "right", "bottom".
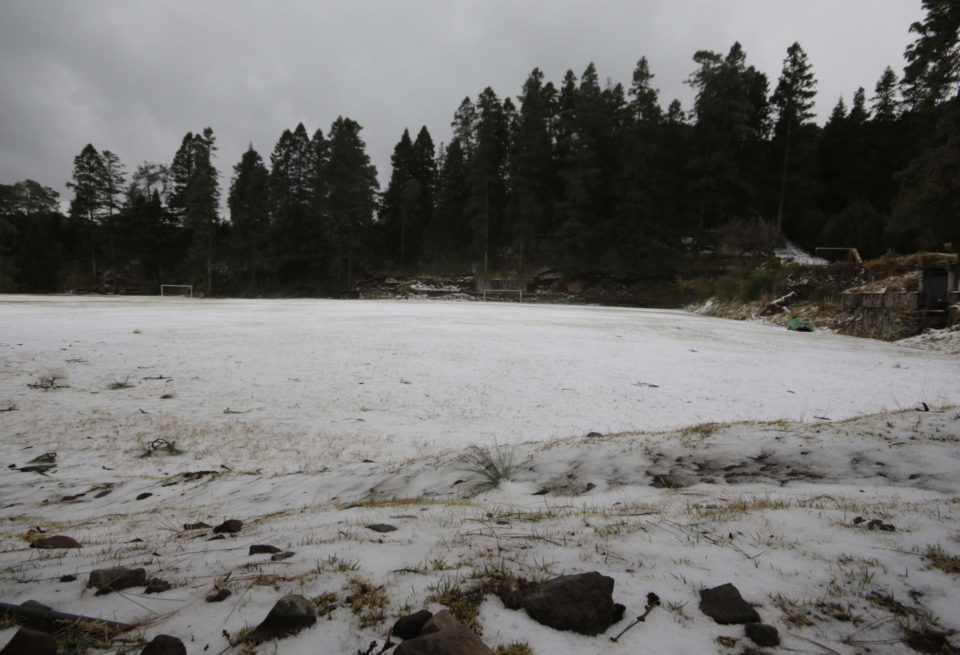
{"left": 160, "top": 284, "right": 193, "bottom": 297}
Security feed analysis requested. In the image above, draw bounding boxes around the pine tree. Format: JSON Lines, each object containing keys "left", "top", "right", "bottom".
{"left": 507, "top": 68, "right": 555, "bottom": 271}
{"left": 228, "top": 145, "right": 270, "bottom": 289}
{"left": 902, "top": 0, "right": 960, "bottom": 111}
{"left": 269, "top": 123, "right": 318, "bottom": 283}
{"left": 324, "top": 117, "right": 378, "bottom": 287}
{"left": 99, "top": 150, "right": 126, "bottom": 291}
{"left": 465, "top": 87, "right": 509, "bottom": 272}
{"left": 379, "top": 128, "right": 417, "bottom": 269}
{"left": 170, "top": 128, "right": 220, "bottom": 293}
{"left": 872, "top": 67, "right": 901, "bottom": 122}
{"left": 66, "top": 143, "right": 106, "bottom": 278}
{"left": 771, "top": 42, "right": 818, "bottom": 236}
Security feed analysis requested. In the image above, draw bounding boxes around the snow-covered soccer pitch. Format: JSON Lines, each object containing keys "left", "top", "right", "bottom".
{"left": 3, "top": 295, "right": 960, "bottom": 655}
{"left": 1, "top": 294, "right": 958, "bottom": 474}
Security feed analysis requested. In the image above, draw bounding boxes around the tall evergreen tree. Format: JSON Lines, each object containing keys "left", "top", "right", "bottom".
{"left": 426, "top": 138, "right": 470, "bottom": 263}
{"left": 872, "top": 67, "right": 901, "bottom": 123}
{"left": 379, "top": 128, "right": 418, "bottom": 269}
{"left": 66, "top": 143, "right": 107, "bottom": 278}
{"left": 902, "top": 0, "right": 960, "bottom": 111}
{"left": 324, "top": 117, "right": 378, "bottom": 287}
{"left": 507, "top": 68, "right": 555, "bottom": 270}
{"left": 228, "top": 145, "right": 270, "bottom": 289}
{"left": 465, "top": 87, "right": 510, "bottom": 272}
{"left": 169, "top": 128, "right": 220, "bottom": 293}
{"left": 270, "top": 123, "right": 319, "bottom": 283}
{"left": 771, "top": 42, "right": 818, "bottom": 237}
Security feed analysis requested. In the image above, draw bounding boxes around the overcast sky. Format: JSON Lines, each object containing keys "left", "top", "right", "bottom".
{"left": 0, "top": 1, "right": 924, "bottom": 212}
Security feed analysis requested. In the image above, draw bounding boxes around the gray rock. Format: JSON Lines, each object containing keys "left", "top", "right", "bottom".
{"left": 140, "top": 634, "right": 186, "bottom": 655}
{"left": 249, "top": 544, "right": 282, "bottom": 555}
{"left": 213, "top": 519, "right": 242, "bottom": 534}
{"left": 30, "top": 535, "right": 81, "bottom": 549}
{"left": 394, "top": 610, "right": 494, "bottom": 655}
{"left": 699, "top": 583, "right": 761, "bottom": 625}
{"left": 366, "top": 523, "right": 398, "bottom": 533}
{"left": 88, "top": 566, "right": 147, "bottom": 593}
{"left": 392, "top": 609, "right": 433, "bottom": 639}
{"left": 514, "top": 572, "right": 618, "bottom": 635}
{"left": 246, "top": 594, "right": 317, "bottom": 644}
{"left": 0, "top": 627, "right": 57, "bottom": 655}
{"left": 270, "top": 551, "right": 295, "bottom": 561}
{"left": 745, "top": 623, "right": 780, "bottom": 647}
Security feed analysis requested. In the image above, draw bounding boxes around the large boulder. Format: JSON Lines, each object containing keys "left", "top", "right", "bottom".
{"left": 30, "top": 535, "right": 81, "bottom": 549}
{"left": 246, "top": 594, "right": 317, "bottom": 644}
{"left": 503, "top": 572, "right": 619, "bottom": 635}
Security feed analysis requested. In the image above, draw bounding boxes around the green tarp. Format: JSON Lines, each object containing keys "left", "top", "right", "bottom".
{"left": 786, "top": 316, "right": 814, "bottom": 332}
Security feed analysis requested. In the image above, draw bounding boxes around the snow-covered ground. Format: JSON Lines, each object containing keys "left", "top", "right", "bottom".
{"left": 1, "top": 295, "right": 959, "bottom": 654}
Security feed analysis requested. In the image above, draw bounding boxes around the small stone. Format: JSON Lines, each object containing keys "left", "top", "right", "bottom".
{"left": 207, "top": 534, "right": 225, "bottom": 541}
{"left": 366, "top": 523, "right": 397, "bottom": 533}
{"left": 30, "top": 535, "right": 81, "bottom": 549}
{"left": 20, "top": 600, "right": 51, "bottom": 611}
{"left": 182, "top": 522, "right": 210, "bottom": 531}
{"left": 0, "top": 627, "right": 58, "bottom": 655}
{"left": 88, "top": 566, "right": 147, "bottom": 593}
{"left": 59, "top": 574, "right": 77, "bottom": 582}
{"left": 745, "top": 623, "right": 780, "bottom": 647}
{"left": 136, "top": 492, "right": 153, "bottom": 500}
{"left": 394, "top": 610, "right": 495, "bottom": 655}
{"left": 249, "top": 544, "right": 282, "bottom": 555}
{"left": 213, "top": 519, "right": 242, "bottom": 534}
{"left": 246, "top": 594, "right": 317, "bottom": 644}
{"left": 392, "top": 609, "right": 434, "bottom": 639}
{"left": 270, "top": 551, "right": 295, "bottom": 561}
{"left": 206, "top": 588, "right": 232, "bottom": 603}
{"left": 144, "top": 577, "right": 172, "bottom": 594}
{"left": 699, "top": 583, "right": 761, "bottom": 625}
{"left": 140, "top": 634, "right": 187, "bottom": 655}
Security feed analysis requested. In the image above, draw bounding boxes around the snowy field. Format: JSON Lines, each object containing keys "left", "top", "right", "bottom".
{"left": 1, "top": 295, "right": 960, "bottom": 654}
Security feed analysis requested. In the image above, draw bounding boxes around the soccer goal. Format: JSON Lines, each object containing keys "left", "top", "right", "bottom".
{"left": 160, "top": 284, "right": 193, "bottom": 298}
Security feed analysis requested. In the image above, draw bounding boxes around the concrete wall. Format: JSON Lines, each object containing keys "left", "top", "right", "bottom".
{"left": 843, "top": 308, "right": 926, "bottom": 341}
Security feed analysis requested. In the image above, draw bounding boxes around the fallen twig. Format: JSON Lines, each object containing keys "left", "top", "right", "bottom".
{"left": 223, "top": 408, "right": 252, "bottom": 414}
{"left": 610, "top": 592, "right": 660, "bottom": 642}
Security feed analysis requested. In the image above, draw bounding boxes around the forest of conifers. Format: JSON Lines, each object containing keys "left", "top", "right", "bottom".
{"left": 1, "top": 1, "right": 957, "bottom": 295}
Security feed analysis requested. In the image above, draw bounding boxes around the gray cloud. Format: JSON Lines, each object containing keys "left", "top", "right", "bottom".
{"left": 0, "top": 0, "right": 922, "bottom": 211}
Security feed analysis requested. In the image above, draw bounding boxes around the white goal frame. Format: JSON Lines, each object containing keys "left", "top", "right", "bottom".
{"left": 160, "top": 284, "right": 193, "bottom": 297}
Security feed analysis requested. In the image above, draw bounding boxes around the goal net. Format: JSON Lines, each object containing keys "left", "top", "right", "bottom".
{"left": 160, "top": 284, "right": 193, "bottom": 297}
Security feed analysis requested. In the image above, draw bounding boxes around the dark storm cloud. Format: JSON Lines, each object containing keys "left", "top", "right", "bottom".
{"left": 0, "top": 0, "right": 923, "bottom": 210}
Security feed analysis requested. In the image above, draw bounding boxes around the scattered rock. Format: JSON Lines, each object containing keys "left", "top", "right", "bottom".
{"left": 207, "top": 534, "right": 225, "bottom": 541}
{"left": 699, "top": 583, "right": 761, "bottom": 625}
{"left": 206, "top": 588, "right": 232, "bottom": 603}
{"left": 213, "top": 519, "right": 242, "bottom": 534}
{"left": 140, "top": 634, "right": 186, "bottom": 655}
{"left": 144, "top": 577, "right": 172, "bottom": 594}
{"left": 867, "top": 519, "right": 896, "bottom": 532}
{"left": 93, "top": 488, "right": 113, "bottom": 498}
{"left": 246, "top": 594, "right": 317, "bottom": 644}
{"left": 392, "top": 609, "right": 434, "bottom": 639}
{"left": 0, "top": 627, "right": 57, "bottom": 655}
{"left": 30, "top": 535, "right": 81, "bottom": 549}
{"left": 502, "top": 572, "right": 619, "bottom": 636}
{"left": 366, "top": 523, "right": 397, "bottom": 533}
{"left": 59, "top": 574, "right": 77, "bottom": 582}
{"left": 19, "top": 600, "right": 51, "bottom": 611}
{"left": 182, "top": 522, "right": 210, "bottom": 531}
{"left": 745, "top": 623, "right": 780, "bottom": 647}
{"left": 905, "top": 631, "right": 960, "bottom": 654}
{"left": 249, "top": 544, "right": 282, "bottom": 555}
{"left": 394, "top": 610, "right": 494, "bottom": 655}
{"left": 270, "top": 551, "right": 295, "bottom": 561}
{"left": 136, "top": 492, "right": 153, "bottom": 501}
{"left": 88, "top": 566, "right": 147, "bottom": 593}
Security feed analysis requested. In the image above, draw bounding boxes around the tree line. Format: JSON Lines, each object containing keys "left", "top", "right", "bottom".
{"left": 1, "top": 0, "right": 957, "bottom": 295}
